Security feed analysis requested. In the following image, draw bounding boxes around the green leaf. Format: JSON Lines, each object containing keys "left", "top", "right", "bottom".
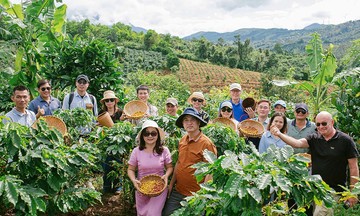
{"left": 203, "top": 149, "right": 217, "bottom": 164}
{"left": 11, "top": 4, "right": 24, "bottom": 20}
{"left": 257, "top": 174, "right": 272, "bottom": 190}
{"left": 0, "top": 179, "right": 4, "bottom": 196}
{"left": 5, "top": 180, "right": 18, "bottom": 206}
{"left": 238, "top": 187, "right": 247, "bottom": 199}
{"left": 47, "top": 172, "right": 64, "bottom": 191}
{"left": 275, "top": 176, "right": 291, "bottom": 193}
{"left": 0, "top": 0, "right": 11, "bottom": 9}
{"left": 224, "top": 173, "right": 242, "bottom": 197}
{"left": 51, "top": 4, "right": 67, "bottom": 37}
{"left": 246, "top": 187, "right": 262, "bottom": 203}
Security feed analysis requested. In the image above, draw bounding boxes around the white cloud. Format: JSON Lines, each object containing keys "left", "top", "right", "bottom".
{"left": 60, "top": 0, "right": 360, "bottom": 37}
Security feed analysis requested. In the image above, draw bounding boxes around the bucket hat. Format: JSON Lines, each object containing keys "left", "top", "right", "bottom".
{"left": 175, "top": 107, "right": 207, "bottom": 128}
{"left": 187, "top": 92, "right": 206, "bottom": 105}
{"left": 136, "top": 120, "right": 166, "bottom": 141}
{"left": 100, "top": 90, "right": 119, "bottom": 103}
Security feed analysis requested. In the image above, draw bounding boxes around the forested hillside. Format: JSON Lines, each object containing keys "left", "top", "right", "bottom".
{"left": 184, "top": 20, "right": 360, "bottom": 57}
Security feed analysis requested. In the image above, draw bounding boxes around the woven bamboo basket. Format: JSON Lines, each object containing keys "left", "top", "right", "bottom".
{"left": 32, "top": 116, "right": 67, "bottom": 136}
{"left": 242, "top": 97, "right": 256, "bottom": 110}
{"left": 124, "top": 100, "right": 148, "bottom": 120}
{"left": 97, "top": 112, "right": 114, "bottom": 128}
{"left": 213, "top": 117, "right": 236, "bottom": 131}
{"left": 238, "top": 119, "right": 264, "bottom": 138}
{"left": 139, "top": 174, "right": 166, "bottom": 197}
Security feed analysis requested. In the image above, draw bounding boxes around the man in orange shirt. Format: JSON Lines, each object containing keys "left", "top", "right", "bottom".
{"left": 162, "top": 107, "right": 217, "bottom": 216}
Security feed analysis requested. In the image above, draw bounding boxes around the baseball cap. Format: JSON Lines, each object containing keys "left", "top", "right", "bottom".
{"left": 274, "top": 100, "right": 286, "bottom": 108}
{"left": 230, "top": 83, "right": 242, "bottom": 91}
{"left": 220, "top": 101, "right": 233, "bottom": 109}
{"left": 76, "top": 74, "right": 90, "bottom": 83}
{"left": 295, "top": 103, "right": 309, "bottom": 112}
{"left": 166, "top": 98, "right": 178, "bottom": 106}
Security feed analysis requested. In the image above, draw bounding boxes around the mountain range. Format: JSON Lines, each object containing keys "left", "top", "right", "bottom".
{"left": 182, "top": 20, "right": 360, "bottom": 55}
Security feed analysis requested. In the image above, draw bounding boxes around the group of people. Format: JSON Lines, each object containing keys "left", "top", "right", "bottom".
{"left": 2, "top": 75, "right": 359, "bottom": 216}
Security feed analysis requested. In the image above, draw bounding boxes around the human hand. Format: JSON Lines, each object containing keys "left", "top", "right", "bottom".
{"left": 345, "top": 197, "right": 358, "bottom": 208}
{"left": 245, "top": 107, "right": 255, "bottom": 118}
{"left": 132, "top": 179, "right": 141, "bottom": 191}
{"left": 270, "top": 124, "right": 281, "bottom": 136}
{"left": 120, "top": 113, "right": 127, "bottom": 120}
{"left": 37, "top": 106, "right": 45, "bottom": 116}
{"left": 161, "top": 175, "right": 168, "bottom": 186}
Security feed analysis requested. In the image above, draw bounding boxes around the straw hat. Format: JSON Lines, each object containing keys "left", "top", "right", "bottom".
{"left": 187, "top": 92, "right": 206, "bottom": 105}
{"left": 100, "top": 90, "right": 119, "bottom": 103}
{"left": 136, "top": 120, "right": 166, "bottom": 141}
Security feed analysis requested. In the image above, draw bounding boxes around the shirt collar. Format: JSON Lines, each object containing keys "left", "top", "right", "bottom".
{"left": 186, "top": 132, "right": 202, "bottom": 142}
{"left": 12, "top": 108, "right": 30, "bottom": 117}
{"left": 291, "top": 118, "right": 311, "bottom": 127}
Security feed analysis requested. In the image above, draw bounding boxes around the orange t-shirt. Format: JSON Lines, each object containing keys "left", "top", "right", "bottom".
{"left": 175, "top": 133, "right": 217, "bottom": 196}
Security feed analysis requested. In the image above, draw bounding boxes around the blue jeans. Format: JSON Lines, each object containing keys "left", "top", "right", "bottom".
{"left": 162, "top": 189, "right": 186, "bottom": 216}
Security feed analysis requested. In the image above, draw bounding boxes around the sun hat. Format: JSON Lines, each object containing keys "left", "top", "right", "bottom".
{"left": 100, "top": 90, "right": 119, "bottom": 103}
{"left": 76, "top": 74, "right": 89, "bottom": 83}
{"left": 295, "top": 103, "right": 309, "bottom": 112}
{"left": 166, "top": 98, "right": 178, "bottom": 106}
{"left": 136, "top": 120, "right": 166, "bottom": 141}
{"left": 274, "top": 100, "right": 286, "bottom": 108}
{"left": 230, "top": 83, "right": 242, "bottom": 91}
{"left": 187, "top": 92, "right": 206, "bottom": 105}
{"left": 220, "top": 101, "right": 233, "bottom": 109}
{"left": 175, "top": 107, "right": 207, "bottom": 128}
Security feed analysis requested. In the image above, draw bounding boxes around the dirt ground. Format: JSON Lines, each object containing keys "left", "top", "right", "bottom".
{"left": 72, "top": 193, "right": 136, "bottom": 216}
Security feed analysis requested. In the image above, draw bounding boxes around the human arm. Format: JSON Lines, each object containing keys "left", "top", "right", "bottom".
{"left": 270, "top": 124, "right": 309, "bottom": 148}
{"left": 346, "top": 157, "right": 359, "bottom": 207}
{"left": 36, "top": 106, "right": 45, "bottom": 119}
{"left": 127, "top": 165, "right": 141, "bottom": 191}
{"left": 162, "top": 163, "right": 173, "bottom": 189}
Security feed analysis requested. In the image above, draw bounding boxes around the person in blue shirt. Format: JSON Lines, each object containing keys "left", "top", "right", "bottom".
{"left": 28, "top": 79, "right": 61, "bottom": 118}
{"left": 225, "top": 83, "right": 255, "bottom": 122}
{"left": 259, "top": 112, "right": 288, "bottom": 153}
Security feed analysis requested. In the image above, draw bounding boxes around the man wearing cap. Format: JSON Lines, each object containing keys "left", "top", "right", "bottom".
{"left": 287, "top": 103, "right": 316, "bottom": 154}
{"left": 163, "top": 107, "right": 217, "bottom": 216}
{"left": 165, "top": 97, "right": 179, "bottom": 117}
{"left": 62, "top": 74, "right": 98, "bottom": 116}
{"left": 274, "top": 100, "right": 287, "bottom": 113}
{"left": 226, "top": 83, "right": 255, "bottom": 122}
{"left": 270, "top": 111, "right": 359, "bottom": 214}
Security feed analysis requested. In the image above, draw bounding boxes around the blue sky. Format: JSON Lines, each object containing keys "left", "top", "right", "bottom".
{"left": 59, "top": 0, "right": 360, "bottom": 37}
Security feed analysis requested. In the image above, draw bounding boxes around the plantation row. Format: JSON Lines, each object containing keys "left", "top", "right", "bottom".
{"left": 178, "top": 59, "right": 261, "bottom": 92}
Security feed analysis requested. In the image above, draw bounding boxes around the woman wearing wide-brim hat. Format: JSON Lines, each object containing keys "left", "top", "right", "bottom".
{"left": 128, "top": 120, "right": 173, "bottom": 216}
{"left": 187, "top": 91, "right": 210, "bottom": 123}
{"left": 99, "top": 90, "right": 125, "bottom": 194}
{"left": 99, "top": 90, "right": 125, "bottom": 123}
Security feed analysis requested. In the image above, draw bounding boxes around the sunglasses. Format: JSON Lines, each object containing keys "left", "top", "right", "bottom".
{"left": 296, "top": 109, "right": 307, "bottom": 114}
{"left": 77, "top": 80, "right": 88, "bottom": 85}
{"left": 143, "top": 131, "right": 158, "bottom": 137}
{"left": 221, "top": 107, "right": 232, "bottom": 112}
{"left": 104, "top": 98, "right": 115, "bottom": 103}
{"left": 192, "top": 98, "right": 204, "bottom": 103}
{"left": 40, "top": 87, "right": 51, "bottom": 91}
{"left": 316, "top": 122, "right": 328, "bottom": 127}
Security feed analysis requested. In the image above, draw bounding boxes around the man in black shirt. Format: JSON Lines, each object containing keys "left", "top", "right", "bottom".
{"left": 270, "top": 111, "right": 359, "bottom": 215}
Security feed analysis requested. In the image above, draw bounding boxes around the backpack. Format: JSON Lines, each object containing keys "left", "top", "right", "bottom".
{"left": 68, "top": 92, "right": 96, "bottom": 114}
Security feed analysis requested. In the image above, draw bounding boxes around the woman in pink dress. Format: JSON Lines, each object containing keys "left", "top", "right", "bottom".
{"left": 127, "top": 120, "right": 173, "bottom": 216}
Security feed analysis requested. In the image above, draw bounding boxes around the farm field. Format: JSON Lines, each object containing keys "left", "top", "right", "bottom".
{"left": 177, "top": 58, "right": 261, "bottom": 92}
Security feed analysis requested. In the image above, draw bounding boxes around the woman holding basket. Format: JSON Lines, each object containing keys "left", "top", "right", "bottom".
{"left": 127, "top": 120, "right": 173, "bottom": 216}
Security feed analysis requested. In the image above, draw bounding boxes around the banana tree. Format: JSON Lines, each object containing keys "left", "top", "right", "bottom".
{"left": 0, "top": 0, "right": 67, "bottom": 98}
{"left": 298, "top": 33, "right": 337, "bottom": 116}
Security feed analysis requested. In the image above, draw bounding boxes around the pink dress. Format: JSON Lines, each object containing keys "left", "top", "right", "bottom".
{"left": 128, "top": 146, "right": 172, "bottom": 216}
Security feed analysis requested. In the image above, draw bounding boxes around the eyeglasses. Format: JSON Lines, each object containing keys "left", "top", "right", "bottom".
{"left": 296, "top": 109, "right": 307, "bottom": 114}
{"left": 104, "top": 98, "right": 115, "bottom": 103}
{"left": 77, "top": 80, "right": 88, "bottom": 85}
{"left": 192, "top": 98, "right": 204, "bottom": 103}
{"left": 143, "top": 131, "right": 158, "bottom": 137}
{"left": 221, "top": 107, "right": 232, "bottom": 112}
{"left": 316, "top": 122, "right": 328, "bottom": 127}
{"left": 40, "top": 87, "right": 51, "bottom": 91}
